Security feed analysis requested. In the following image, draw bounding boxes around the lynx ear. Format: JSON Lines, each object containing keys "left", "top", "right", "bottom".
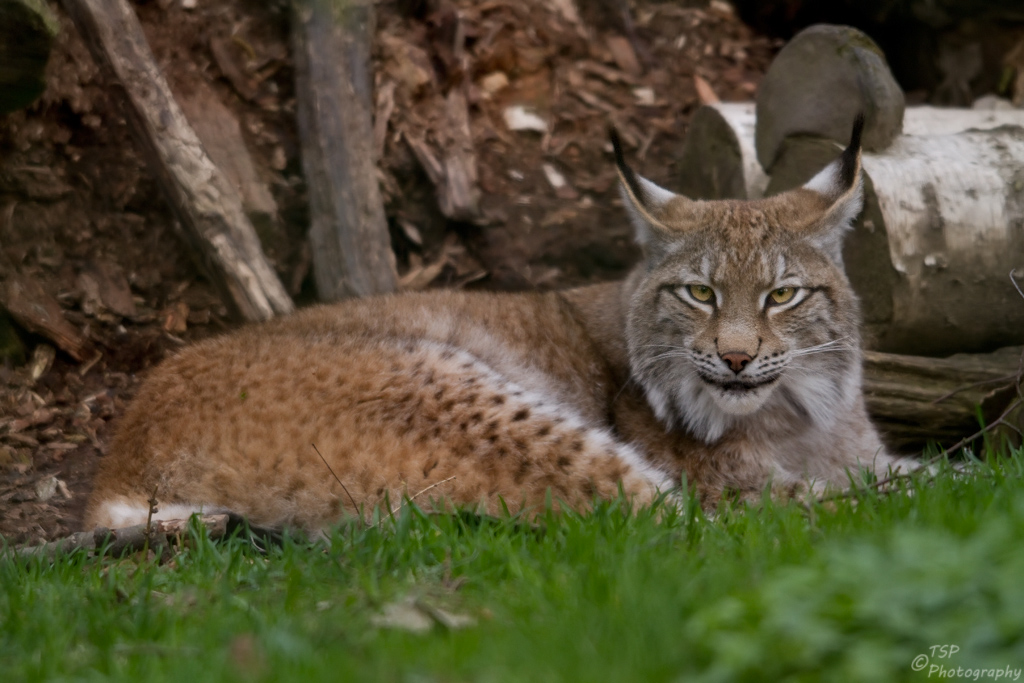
{"left": 611, "top": 130, "right": 691, "bottom": 255}
{"left": 798, "top": 114, "right": 865, "bottom": 264}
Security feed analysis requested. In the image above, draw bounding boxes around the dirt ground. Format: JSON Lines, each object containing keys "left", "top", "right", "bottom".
{"left": 0, "top": 0, "right": 777, "bottom": 545}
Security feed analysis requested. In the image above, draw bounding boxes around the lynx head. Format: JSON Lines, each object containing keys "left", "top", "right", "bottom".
{"left": 615, "top": 117, "right": 866, "bottom": 444}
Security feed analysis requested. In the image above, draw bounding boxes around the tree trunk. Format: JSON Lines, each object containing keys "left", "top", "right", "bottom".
{"left": 61, "top": 0, "right": 294, "bottom": 322}
{"left": 677, "top": 103, "right": 768, "bottom": 201}
{"left": 291, "top": 0, "right": 397, "bottom": 302}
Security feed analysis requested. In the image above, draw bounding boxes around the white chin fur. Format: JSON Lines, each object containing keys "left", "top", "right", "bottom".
{"left": 653, "top": 374, "right": 777, "bottom": 444}
{"left": 707, "top": 384, "right": 772, "bottom": 416}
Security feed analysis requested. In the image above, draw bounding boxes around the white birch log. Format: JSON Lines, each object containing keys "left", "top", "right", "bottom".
{"left": 764, "top": 115, "right": 1024, "bottom": 355}
{"left": 678, "top": 105, "right": 1024, "bottom": 355}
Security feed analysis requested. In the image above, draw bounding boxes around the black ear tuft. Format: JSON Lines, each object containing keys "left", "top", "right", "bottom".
{"left": 837, "top": 113, "right": 864, "bottom": 189}
{"left": 610, "top": 128, "right": 648, "bottom": 208}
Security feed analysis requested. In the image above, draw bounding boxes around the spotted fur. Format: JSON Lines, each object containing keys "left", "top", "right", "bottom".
{"left": 85, "top": 118, "right": 910, "bottom": 533}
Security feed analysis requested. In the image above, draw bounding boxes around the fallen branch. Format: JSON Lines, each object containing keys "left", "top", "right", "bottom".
{"left": 61, "top": 0, "right": 294, "bottom": 322}
{"left": 0, "top": 273, "right": 92, "bottom": 361}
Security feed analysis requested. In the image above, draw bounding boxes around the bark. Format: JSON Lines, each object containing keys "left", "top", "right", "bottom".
{"left": 291, "top": 0, "right": 397, "bottom": 301}
{"left": 176, "top": 80, "right": 282, "bottom": 250}
{"left": 61, "top": 0, "right": 294, "bottom": 322}
{"left": 864, "top": 346, "right": 1023, "bottom": 452}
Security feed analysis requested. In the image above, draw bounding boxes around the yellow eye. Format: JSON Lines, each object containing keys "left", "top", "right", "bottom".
{"left": 769, "top": 287, "right": 796, "bottom": 305}
{"left": 687, "top": 285, "right": 714, "bottom": 303}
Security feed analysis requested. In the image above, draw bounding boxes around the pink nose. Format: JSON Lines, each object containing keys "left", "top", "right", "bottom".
{"left": 720, "top": 352, "right": 752, "bottom": 374}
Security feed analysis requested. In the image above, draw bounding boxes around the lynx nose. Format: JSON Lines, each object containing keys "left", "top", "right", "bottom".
{"left": 720, "top": 351, "right": 753, "bottom": 374}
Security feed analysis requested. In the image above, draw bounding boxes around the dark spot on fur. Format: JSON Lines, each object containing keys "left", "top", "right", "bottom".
{"left": 512, "top": 408, "right": 530, "bottom": 421}
{"left": 491, "top": 395, "right": 506, "bottom": 406}
{"left": 496, "top": 447, "right": 509, "bottom": 458}
{"left": 465, "top": 393, "right": 479, "bottom": 405}
{"left": 423, "top": 459, "right": 439, "bottom": 478}
{"left": 486, "top": 420, "right": 500, "bottom": 433}
{"left": 557, "top": 456, "right": 572, "bottom": 470}
{"left": 582, "top": 480, "right": 596, "bottom": 497}
{"left": 459, "top": 421, "right": 469, "bottom": 432}
{"left": 441, "top": 399, "right": 456, "bottom": 411}
{"left": 570, "top": 440, "right": 584, "bottom": 452}
{"left": 537, "top": 424, "right": 552, "bottom": 437}
{"left": 470, "top": 412, "right": 483, "bottom": 423}
{"left": 514, "top": 459, "right": 531, "bottom": 484}
{"left": 487, "top": 434, "right": 499, "bottom": 444}
{"left": 513, "top": 439, "right": 528, "bottom": 453}
{"left": 431, "top": 426, "right": 442, "bottom": 438}
{"left": 434, "top": 388, "right": 445, "bottom": 400}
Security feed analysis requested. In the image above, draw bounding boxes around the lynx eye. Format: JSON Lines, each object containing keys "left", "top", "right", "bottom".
{"left": 687, "top": 285, "right": 715, "bottom": 303}
{"left": 768, "top": 287, "right": 797, "bottom": 305}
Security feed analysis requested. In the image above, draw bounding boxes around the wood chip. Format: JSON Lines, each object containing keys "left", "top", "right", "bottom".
{"left": 77, "top": 260, "right": 137, "bottom": 318}
{"left": 373, "top": 80, "right": 396, "bottom": 161}
{"left": 1, "top": 274, "right": 91, "bottom": 362}
{"left": 161, "top": 302, "right": 189, "bottom": 334}
{"left": 503, "top": 105, "right": 548, "bottom": 133}
{"left": 606, "top": 35, "right": 642, "bottom": 77}
{"left": 694, "top": 74, "right": 720, "bottom": 105}
{"left": 479, "top": 71, "right": 509, "bottom": 97}
{"left": 575, "top": 59, "right": 637, "bottom": 85}
{"left": 210, "top": 36, "right": 258, "bottom": 101}
{"left": 28, "top": 344, "right": 56, "bottom": 383}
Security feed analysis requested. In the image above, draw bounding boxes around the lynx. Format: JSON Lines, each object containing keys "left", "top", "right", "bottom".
{"left": 85, "top": 117, "right": 911, "bottom": 532}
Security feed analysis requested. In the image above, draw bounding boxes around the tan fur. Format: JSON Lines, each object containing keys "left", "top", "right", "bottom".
{"left": 85, "top": 130, "right": 910, "bottom": 532}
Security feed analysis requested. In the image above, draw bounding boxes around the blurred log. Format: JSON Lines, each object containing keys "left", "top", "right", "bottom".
{"left": 291, "top": 0, "right": 397, "bottom": 301}
{"left": 61, "top": 0, "right": 294, "bottom": 322}
{"left": 755, "top": 24, "right": 905, "bottom": 171}
{"left": 765, "top": 117, "right": 1024, "bottom": 356}
{"left": 677, "top": 102, "right": 768, "bottom": 200}
{"left": 864, "top": 346, "right": 1022, "bottom": 453}
{"left": 0, "top": 0, "right": 58, "bottom": 114}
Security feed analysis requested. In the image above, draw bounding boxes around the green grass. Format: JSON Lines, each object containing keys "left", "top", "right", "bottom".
{"left": 4, "top": 449, "right": 1024, "bottom": 682}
